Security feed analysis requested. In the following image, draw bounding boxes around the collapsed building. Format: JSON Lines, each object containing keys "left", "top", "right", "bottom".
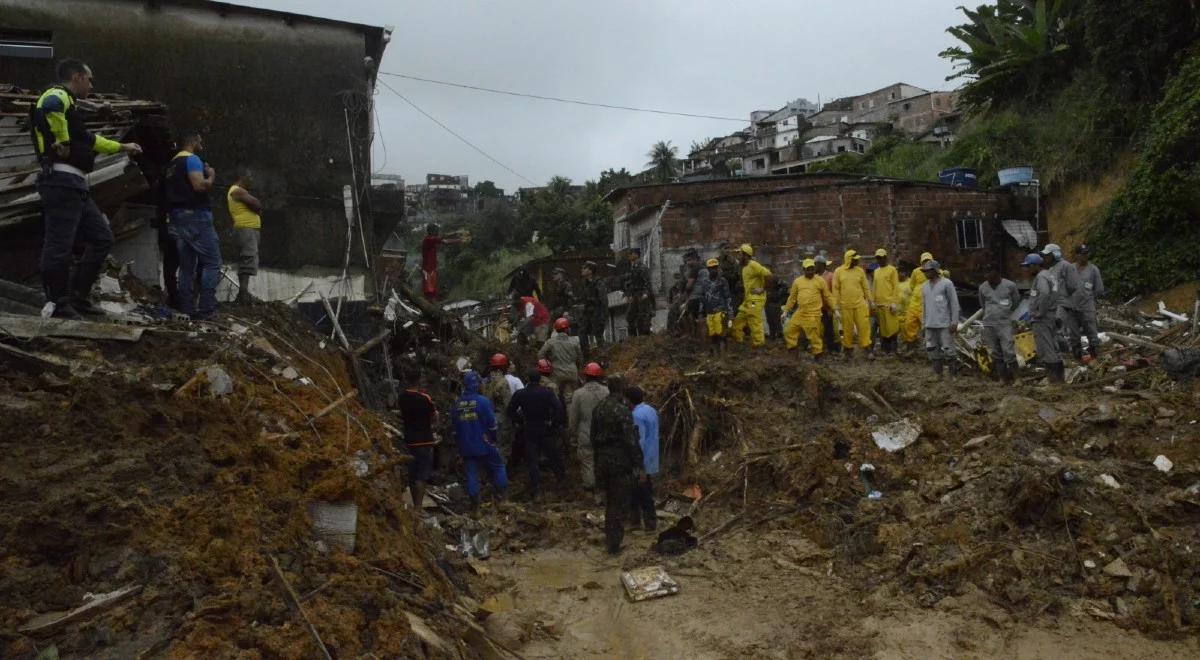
{"left": 0, "top": 0, "right": 392, "bottom": 303}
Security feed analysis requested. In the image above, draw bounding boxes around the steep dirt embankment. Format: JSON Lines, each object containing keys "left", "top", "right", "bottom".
{"left": 1045, "top": 153, "right": 1133, "bottom": 249}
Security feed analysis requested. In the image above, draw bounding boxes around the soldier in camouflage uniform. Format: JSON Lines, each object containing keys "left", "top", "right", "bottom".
{"left": 543, "top": 266, "right": 575, "bottom": 321}
{"left": 578, "top": 261, "right": 608, "bottom": 357}
{"left": 588, "top": 373, "right": 645, "bottom": 555}
{"left": 621, "top": 247, "right": 654, "bottom": 337}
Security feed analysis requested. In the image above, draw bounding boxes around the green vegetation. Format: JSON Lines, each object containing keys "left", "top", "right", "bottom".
{"left": 646, "top": 140, "right": 679, "bottom": 183}
{"left": 443, "top": 243, "right": 552, "bottom": 301}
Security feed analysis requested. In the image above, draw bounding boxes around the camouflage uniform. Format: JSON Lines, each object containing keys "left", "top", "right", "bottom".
{"left": 579, "top": 275, "right": 609, "bottom": 356}
{"left": 622, "top": 262, "right": 655, "bottom": 336}
{"left": 543, "top": 277, "right": 575, "bottom": 321}
{"left": 589, "top": 386, "right": 644, "bottom": 554}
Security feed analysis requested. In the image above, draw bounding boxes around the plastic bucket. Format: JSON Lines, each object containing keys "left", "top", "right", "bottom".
{"left": 308, "top": 501, "right": 357, "bottom": 553}
{"left": 998, "top": 167, "right": 1034, "bottom": 186}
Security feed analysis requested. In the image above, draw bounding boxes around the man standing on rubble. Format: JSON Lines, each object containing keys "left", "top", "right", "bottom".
{"left": 569, "top": 362, "right": 609, "bottom": 495}
{"left": 451, "top": 371, "right": 509, "bottom": 513}
{"left": 483, "top": 353, "right": 523, "bottom": 465}
{"left": 621, "top": 247, "right": 654, "bottom": 337}
{"left": 420, "top": 223, "right": 463, "bottom": 301}
{"left": 922, "top": 260, "right": 960, "bottom": 379}
{"left": 31, "top": 58, "right": 143, "bottom": 319}
{"left": 165, "top": 132, "right": 220, "bottom": 320}
{"left": 978, "top": 264, "right": 1021, "bottom": 383}
{"left": 397, "top": 369, "right": 438, "bottom": 511}
{"left": 507, "top": 368, "right": 566, "bottom": 502}
{"left": 783, "top": 258, "right": 832, "bottom": 358}
{"left": 700, "top": 258, "right": 732, "bottom": 355}
{"left": 682, "top": 249, "right": 705, "bottom": 336}
{"left": 539, "top": 318, "right": 583, "bottom": 404}
{"left": 227, "top": 168, "right": 262, "bottom": 304}
{"left": 1068, "top": 244, "right": 1105, "bottom": 362}
{"left": 578, "top": 261, "right": 608, "bottom": 356}
{"left": 730, "top": 244, "right": 771, "bottom": 347}
{"left": 543, "top": 267, "right": 574, "bottom": 322}
{"left": 589, "top": 373, "right": 645, "bottom": 554}
{"left": 902, "top": 252, "right": 935, "bottom": 350}
{"left": 1024, "top": 253, "right": 1065, "bottom": 383}
{"left": 627, "top": 385, "right": 659, "bottom": 533}
{"left": 873, "top": 249, "right": 901, "bottom": 354}
{"left": 814, "top": 255, "right": 840, "bottom": 354}
{"left": 1041, "top": 243, "right": 1080, "bottom": 355}
{"left": 765, "top": 272, "right": 789, "bottom": 342}
{"left": 832, "top": 250, "right": 874, "bottom": 357}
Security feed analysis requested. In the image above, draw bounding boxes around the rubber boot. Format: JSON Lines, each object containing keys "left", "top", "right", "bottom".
{"left": 1087, "top": 344, "right": 1098, "bottom": 360}
{"left": 1048, "top": 362, "right": 1065, "bottom": 384}
{"left": 932, "top": 359, "right": 943, "bottom": 377}
{"left": 947, "top": 359, "right": 959, "bottom": 380}
{"left": 1001, "top": 362, "right": 1016, "bottom": 385}
{"left": 469, "top": 495, "right": 482, "bottom": 515}
{"left": 1072, "top": 345, "right": 1083, "bottom": 362}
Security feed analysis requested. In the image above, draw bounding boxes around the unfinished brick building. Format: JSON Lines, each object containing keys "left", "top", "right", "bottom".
{"left": 609, "top": 173, "right": 1042, "bottom": 299}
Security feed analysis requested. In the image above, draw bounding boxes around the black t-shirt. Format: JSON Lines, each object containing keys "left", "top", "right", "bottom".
{"left": 398, "top": 389, "right": 437, "bottom": 446}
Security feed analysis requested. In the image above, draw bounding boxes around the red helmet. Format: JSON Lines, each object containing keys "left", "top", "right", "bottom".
{"left": 583, "top": 362, "right": 604, "bottom": 378}
{"left": 489, "top": 353, "right": 509, "bottom": 369}
{"left": 537, "top": 358, "right": 553, "bottom": 375}
{"left": 554, "top": 317, "right": 570, "bottom": 332}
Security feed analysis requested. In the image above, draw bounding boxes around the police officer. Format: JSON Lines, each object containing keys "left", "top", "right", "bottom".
{"left": 506, "top": 369, "right": 566, "bottom": 502}
{"left": 621, "top": 247, "right": 654, "bottom": 336}
{"left": 30, "top": 58, "right": 142, "bottom": 318}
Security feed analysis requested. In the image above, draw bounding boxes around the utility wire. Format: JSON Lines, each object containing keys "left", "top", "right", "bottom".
{"left": 379, "top": 71, "right": 747, "bottom": 123}
{"left": 377, "top": 78, "right": 537, "bottom": 186}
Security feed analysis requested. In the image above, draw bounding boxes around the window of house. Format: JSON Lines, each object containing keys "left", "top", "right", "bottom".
{"left": 956, "top": 218, "right": 984, "bottom": 250}
{"left": 753, "top": 158, "right": 765, "bottom": 169}
{"left": 0, "top": 30, "right": 53, "bottom": 58}
{"left": 889, "top": 92, "right": 896, "bottom": 100}
{"left": 837, "top": 146, "right": 846, "bottom": 153}
{"left": 903, "top": 102, "right": 911, "bottom": 111}
{"left": 855, "top": 143, "right": 865, "bottom": 153}
{"left": 869, "top": 99, "right": 876, "bottom": 109}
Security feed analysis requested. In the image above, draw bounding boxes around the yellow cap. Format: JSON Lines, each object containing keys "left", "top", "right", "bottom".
{"left": 847, "top": 250, "right": 859, "bottom": 260}
{"left": 739, "top": 243, "right": 753, "bottom": 257}
{"left": 874, "top": 248, "right": 888, "bottom": 257}
{"left": 920, "top": 251, "right": 933, "bottom": 263}
{"left": 706, "top": 258, "right": 719, "bottom": 267}
{"left": 803, "top": 258, "right": 816, "bottom": 268}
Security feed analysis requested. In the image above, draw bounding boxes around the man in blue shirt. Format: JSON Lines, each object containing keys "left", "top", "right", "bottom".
{"left": 627, "top": 386, "right": 659, "bottom": 531}
{"left": 450, "top": 371, "right": 509, "bottom": 513}
{"left": 165, "top": 132, "right": 221, "bottom": 320}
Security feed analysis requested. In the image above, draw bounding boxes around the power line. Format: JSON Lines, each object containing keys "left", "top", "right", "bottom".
{"left": 377, "top": 78, "right": 538, "bottom": 186}
{"left": 379, "top": 71, "right": 747, "bottom": 123}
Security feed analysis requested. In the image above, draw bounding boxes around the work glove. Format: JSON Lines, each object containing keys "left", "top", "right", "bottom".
{"left": 889, "top": 304, "right": 898, "bottom": 314}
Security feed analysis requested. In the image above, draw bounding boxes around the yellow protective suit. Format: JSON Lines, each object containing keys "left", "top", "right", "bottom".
{"left": 901, "top": 266, "right": 928, "bottom": 344}
{"left": 832, "top": 251, "right": 873, "bottom": 349}
{"left": 873, "top": 264, "right": 901, "bottom": 340}
{"left": 730, "top": 259, "right": 771, "bottom": 346}
{"left": 706, "top": 311, "right": 726, "bottom": 337}
{"left": 783, "top": 275, "right": 831, "bottom": 354}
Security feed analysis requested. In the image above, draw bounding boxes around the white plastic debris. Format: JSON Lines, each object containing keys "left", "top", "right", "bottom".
{"left": 98, "top": 275, "right": 122, "bottom": 295}
{"left": 203, "top": 365, "right": 233, "bottom": 396}
{"left": 1097, "top": 474, "right": 1121, "bottom": 489}
{"left": 871, "top": 418, "right": 921, "bottom": 452}
{"left": 1153, "top": 455, "right": 1174, "bottom": 473}
{"left": 1084, "top": 559, "right": 1097, "bottom": 569}
{"left": 1157, "top": 301, "right": 1189, "bottom": 323}
{"left": 280, "top": 366, "right": 300, "bottom": 380}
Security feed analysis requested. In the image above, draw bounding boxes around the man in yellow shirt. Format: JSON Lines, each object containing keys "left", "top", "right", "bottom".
{"left": 901, "top": 252, "right": 934, "bottom": 348}
{"left": 832, "top": 249, "right": 873, "bottom": 356}
{"left": 783, "top": 258, "right": 832, "bottom": 357}
{"left": 227, "top": 169, "right": 263, "bottom": 304}
{"left": 872, "top": 248, "right": 901, "bottom": 354}
{"left": 729, "top": 244, "right": 771, "bottom": 347}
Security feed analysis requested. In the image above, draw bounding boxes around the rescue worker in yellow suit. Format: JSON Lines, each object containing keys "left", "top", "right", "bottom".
{"left": 782, "top": 258, "right": 832, "bottom": 357}
{"left": 872, "top": 248, "right": 901, "bottom": 354}
{"left": 729, "top": 243, "right": 771, "bottom": 347}
{"left": 832, "top": 250, "right": 873, "bottom": 356}
{"left": 901, "top": 252, "right": 934, "bottom": 347}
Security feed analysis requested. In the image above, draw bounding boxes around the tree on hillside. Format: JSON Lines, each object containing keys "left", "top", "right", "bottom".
{"left": 473, "top": 180, "right": 502, "bottom": 198}
{"left": 519, "top": 176, "right": 613, "bottom": 254}
{"left": 596, "top": 167, "right": 636, "bottom": 197}
{"left": 646, "top": 140, "right": 679, "bottom": 183}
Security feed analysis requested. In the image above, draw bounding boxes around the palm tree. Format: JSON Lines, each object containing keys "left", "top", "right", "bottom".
{"left": 646, "top": 140, "right": 679, "bottom": 183}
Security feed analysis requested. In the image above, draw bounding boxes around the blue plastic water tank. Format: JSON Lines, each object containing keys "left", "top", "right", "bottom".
{"left": 998, "top": 166, "right": 1035, "bottom": 186}
{"left": 938, "top": 167, "right": 978, "bottom": 188}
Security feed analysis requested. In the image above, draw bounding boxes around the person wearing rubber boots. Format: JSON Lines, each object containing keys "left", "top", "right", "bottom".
{"left": 978, "top": 264, "right": 1021, "bottom": 383}
{"left": 450, "top": 371, "right": 509, "bottom": 513}
{"left": 1041, "top": 243, "right": 1080, "bottom": 356}
{"left": 782, "top": 258, "right": 832, "bottom": 358}
{"left": 538, "top": 318, "right": 582, "bottom": 404}
{"left": 901, "top": 252, "right": 935, "bottom": 350}
{"left": 699, "top": 258, "right": 732, "bottom": 356}
{"left": 569, "top": 362, "right": 609, "bottom": 495}
{"left": 621, "top": 247, "right": 654, "bottom": 337}
{"left": 1023, "top": 253, "right": 1065, "bottom": 383}
{"left": 506, "top": 368, "right": 566, "bottom": 503}
{"left": 589, "top": 373, "right": 644, "bottom": 555}
{"left": 921, "top": 261, "right": 960, "bottom": 379}
{"left": 832, "top": 250, "right": 874, "bottom": 358}
{"left": 872, "top": 249, "right": 901, "bottom": 354}
{"left": 578, "top": 261, "right": 609, "bottom": 356}
{"left": 729, "top": 244, "right": 771, "bottom": 347}
{"left": 1068, "top": 244, "right": 1105, "bottom": 362}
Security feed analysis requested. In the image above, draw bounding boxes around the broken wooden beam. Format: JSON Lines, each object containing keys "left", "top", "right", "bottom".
{"left": 352, "top": 328, "right": 392, "bottom": 357}
{"left": 311, "top": 389, "right": 357, "bottom": 421}
{"left": 1106, "top": 332, "right": 1168, "bottom": 354}
{"left": 19, "top": 584, "right": 142, "bottom": 636}
{"left": 0, "top": 313, "right": 144, "bottom": 342}
{"left": 317, "top": 291, "right": 351, "bottom": 351}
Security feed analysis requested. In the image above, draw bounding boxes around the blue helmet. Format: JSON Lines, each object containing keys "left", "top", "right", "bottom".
{"left": 1021, "top": 253, "right": 1044, "bottom": 266}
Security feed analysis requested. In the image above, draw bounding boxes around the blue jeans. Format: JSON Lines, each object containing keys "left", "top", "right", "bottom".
{"left": 171, "top": 208, "right": 221, "bottom": 317}
{"left": 462, "top": 444, "right": 508, "bottom": 499}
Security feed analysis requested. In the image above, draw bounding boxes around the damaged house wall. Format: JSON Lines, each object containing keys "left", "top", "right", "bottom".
{"left": 0, "top": 0, "right": 390, "bottom": 300}
{"left": 611, "top": 174, "right": 1041, "bottom": 300}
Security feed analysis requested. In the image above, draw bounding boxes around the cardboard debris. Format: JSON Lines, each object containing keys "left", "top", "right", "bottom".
{"left": 621, "top": 566, "right": 680, "bottom": 602}
{"left": 871, "top": 418, "right": 921, "bottom": 452}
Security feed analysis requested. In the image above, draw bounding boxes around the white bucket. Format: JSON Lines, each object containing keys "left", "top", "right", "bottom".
{"left": 308, "top": 501, "right": 357, "bottom": 553}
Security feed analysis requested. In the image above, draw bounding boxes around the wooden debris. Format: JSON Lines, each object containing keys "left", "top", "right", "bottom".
{"left": 19, "top": 584, "right": 142, "bottom": 635}
{"left": 352, "top": 327, "right": 392, "bottom": 357}
{"left": 1106, "top": 332, "right": 1168, "bottom": 354}
{"left": 0, "top": 313, "right": 144, "bottom": 342}
{"left": 318, "top": 291, "right": 350, "bottom": 351}
{"left": 310, "top": 389, "right": 357, "bottom": 421}
{"left": 268, "top": 556, "right": 333, "bottom": 660}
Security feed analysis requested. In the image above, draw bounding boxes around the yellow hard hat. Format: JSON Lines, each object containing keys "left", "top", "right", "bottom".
{"left": 803, "top": 258, "right": 816, "bottom": 268}
{"left": 706, "top": 258, "right": 720, "bottom": 267}
{"left": 739, "top": 243, "right": 754, "bottom": 257}
{"left": 847, "top": 250, "right": 859, "bottom": 260}
{"left": 920, "top": 251, "right": 933, "bottom": 263}
{"left": 874, "top": 248, "right": 888, "bottom": 257}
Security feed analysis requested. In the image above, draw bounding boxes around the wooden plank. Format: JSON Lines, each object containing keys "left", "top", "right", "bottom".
{"left": 19, "top": 584, "right": 142, "bottom": 635}
{"left": 0, "top": 313, "right": 145, "bottom": 342}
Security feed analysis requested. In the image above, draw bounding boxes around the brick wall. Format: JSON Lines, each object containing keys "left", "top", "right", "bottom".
{"left": 613, "top": 177, "right": 1039, "bottom": 295}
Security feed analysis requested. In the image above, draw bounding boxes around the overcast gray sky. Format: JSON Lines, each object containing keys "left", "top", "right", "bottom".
{"left": 239, "top": 0, "right": 966, "bottom": 192}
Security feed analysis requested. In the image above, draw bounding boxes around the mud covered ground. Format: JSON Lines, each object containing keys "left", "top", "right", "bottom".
{"left": 3, "top": 305, "right": 1200, "bottom": 658}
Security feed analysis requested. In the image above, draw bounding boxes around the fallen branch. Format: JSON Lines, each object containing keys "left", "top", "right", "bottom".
{"left": 173, "top": 371, "right": 206, "bottom": 398}
{"left": 311, "top": 389, "right": 357, "bottom": 421}
{"left": 1106, "top": 332, "right": 1168, "bottom": 354}
{"left": 268, "top": 556, "right": 333, "bottom": 660}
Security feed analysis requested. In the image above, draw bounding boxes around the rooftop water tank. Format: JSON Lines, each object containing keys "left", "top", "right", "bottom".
{"left": 998, "top": 166, "right": 1035, "bottom": 186}
{"left": 938, "top": 167, "right": 978, "bottom": 188}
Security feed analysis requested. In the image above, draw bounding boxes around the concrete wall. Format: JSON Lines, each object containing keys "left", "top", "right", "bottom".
{"left": 1, "top": 0, "right": 385, "bottom": 274}
{"left": 612, "top": 176, "right": 1038, "bottom": 295}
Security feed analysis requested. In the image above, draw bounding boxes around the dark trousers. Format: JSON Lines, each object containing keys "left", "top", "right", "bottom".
{"left": 627, "top": 294, "right": 653, "bottom": 336}
{"left": 171, "top": 209, "right": 222, "bottom": 318}
{"left": 524, "top": 430, "right": 565, "bottom": 497}
{"left": 157, "top": 222, "right": 180, "bottom": 309}
{"left": 597, "top": 458, "right": 634, "bottom": 553}
{"left": 766, "top": 306, "right": 783, "bottom": 340}
{"left": 821, "top": 311, "right": 841, "bottom": 352}
{"left": 579, "top": 313, "right": 606, "bottom": 356}
{"left": 37, "top": 173, "right": 114, "bottom": 304}
{"left": 630, "top": 475, "right": 656, "bottom": 529}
